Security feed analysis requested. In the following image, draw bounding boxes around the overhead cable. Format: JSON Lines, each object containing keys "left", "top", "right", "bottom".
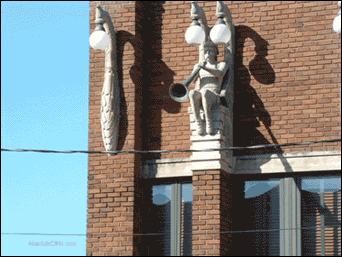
{"left": 1, "top": 138, "right": 341, "bottom": 155}
{"left": 2, "top": 224, "right": 341, "bottom": 237}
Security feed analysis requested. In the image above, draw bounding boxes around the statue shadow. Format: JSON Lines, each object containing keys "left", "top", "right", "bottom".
{"left": 133, "top": 2, "right": 182, "bottom": 255}
{"left": 233, "top": 25, "right": 281, "bottom": 157}
{"left": 132, "top": 1, "right": 180, "bottom": 161}
{"left": 116, "top": 1, "right": 180, "bottom": 155}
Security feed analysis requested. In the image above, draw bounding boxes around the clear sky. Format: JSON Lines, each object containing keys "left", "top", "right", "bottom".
{"left": 1, "top": 1, "right": 89, "bottom": 256}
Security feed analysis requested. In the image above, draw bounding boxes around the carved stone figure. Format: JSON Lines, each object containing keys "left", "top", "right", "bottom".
{"left": 189, "top": 41, "right": 230, "bottom": 135}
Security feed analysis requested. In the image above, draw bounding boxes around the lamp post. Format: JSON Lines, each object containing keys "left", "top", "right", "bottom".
{"left": 89, "top": 6, "right": 120, "bottom": 156}
{"left": 185, "top": 1, "right": 232, "bottom": 46}
{"left": 178, "top": 1, "right": 235, "bottom": 134}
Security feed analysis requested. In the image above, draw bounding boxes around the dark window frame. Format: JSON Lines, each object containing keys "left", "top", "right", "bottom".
{"left": 236, "top": 170, "right": 341, "bottom": 256}
{"left": 141, "top": 176, "right": 192, "bottom": 256}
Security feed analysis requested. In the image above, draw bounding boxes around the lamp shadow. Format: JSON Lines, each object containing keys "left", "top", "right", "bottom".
{"left": 233, "top": 25, "right": 280, "bottom": 157}
{"left": 116, "top": 30, "right": 134, "bottom": 151}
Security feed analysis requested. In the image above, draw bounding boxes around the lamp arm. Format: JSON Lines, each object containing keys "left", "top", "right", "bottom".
{"left": 96, "top": 6, "right": 120, "bottom": 156}
{"left": 190, "top": 1, "right": 212, "bottom": 64}
{"left": 190, "top": 1, "right": 210, "bottom": 42}
{"left": 215, "top": 1, "right": 235, "bottom": 111}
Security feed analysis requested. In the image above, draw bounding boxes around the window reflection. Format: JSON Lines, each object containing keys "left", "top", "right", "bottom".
{"left": 181, "top": 183, "right": 192, "bottom": 256}
{"left": 152, "top": 185, "right": 171, "bottom": 205}
{"left": 143, "top": 183, "right": 193, "bottom": 256}
{"left": 301, "top": 176, "right": 341, "bottom": 256}
{"left": 302, "top": 177, "right": 341, "bottom": 192}
{"left": 245, "top": 180, "right": 280, "bottom": 198}
{"left": 242, "top": 179, "right": 281, "bottom": 256}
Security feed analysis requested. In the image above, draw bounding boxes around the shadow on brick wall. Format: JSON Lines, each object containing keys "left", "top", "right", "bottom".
{"left": 116, "top": 30, "right": 134, "bottom": 151}
{"left": 131, "top": 2, "right": 182, "bottom": 255}
{"left": 133, "top": 1, "right": 180, "bottom": 161}
{"left": 234, "top": 25, "right": 282, "bottom": 156}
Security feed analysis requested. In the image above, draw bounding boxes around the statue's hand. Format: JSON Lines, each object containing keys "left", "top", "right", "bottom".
{"left": 220, "top": 90, "right": 227, "bottom": 98}
{"left": 220, "top": 90, "right": 228, "bottom": 107}
{"left": 197, "top": 60, "right": 207, "bottom": 68}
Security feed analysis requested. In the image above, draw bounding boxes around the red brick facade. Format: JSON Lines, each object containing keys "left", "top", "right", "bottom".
{"left": 87, "top": 1, "right": 341, "bottom": 255}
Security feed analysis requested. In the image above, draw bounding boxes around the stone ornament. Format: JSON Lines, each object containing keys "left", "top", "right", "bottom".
{"left": 93, "top": 6, "right": 120, "bottom": 156}
{"left": 188, "top": 1, "right": 234, "bottom": 136}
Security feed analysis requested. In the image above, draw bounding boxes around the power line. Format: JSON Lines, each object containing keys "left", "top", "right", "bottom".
{"left": 1, "top": 138, "right": 340, "bottom": 155}
{"left": 2, "top": 224, "right": 341, "bottom": 237}
{"left": 1, "top": 232, "right": 86, "bottom": 236}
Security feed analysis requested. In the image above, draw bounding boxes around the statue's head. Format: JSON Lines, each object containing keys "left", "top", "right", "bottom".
{"left": 202, "top": 41, "right": 218, "bottom": 63}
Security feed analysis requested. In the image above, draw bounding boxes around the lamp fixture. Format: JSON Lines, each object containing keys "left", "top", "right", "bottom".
{"left": 89, "top": 23, "right": 110, "bottom": 51}
{"left": 210, "top": 18, "right": 231, "bottom": 44}
{"left": 185, "top": 20, "right": 205, "bottom": 45}
{"left": 185, "top": 1, "right": 232, "bottom": 46}
{"left": 333, "top": 1, "right": 341, "bottom": 34}
{"left": 333, "top": 11, "right": 341, "bottom": 34}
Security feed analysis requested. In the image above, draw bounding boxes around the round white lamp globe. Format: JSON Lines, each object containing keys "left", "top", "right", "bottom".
{"left": 185, "top": 22, "right": 205, "bottom": 45}
{"left": 89, "top": 30, "right": 110, "bottom": 51}
{"left": 210, "top": 22, "right": 231, "bottom": 44}
{"left": 333, "top": 14, "right": 341, "bottom": 34}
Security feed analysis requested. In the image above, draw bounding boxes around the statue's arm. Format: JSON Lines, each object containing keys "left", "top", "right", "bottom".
{"left": 220, "top": 61, "right": 230, "bottom": 92}
{"left": 220, "top": 60, "right": 232, "bottom": 107}
{"left": 191, "top": 63, "right": 201, "bottom": 90}
{"left": 201, "top": 61, "right": 227, "bottom": 79}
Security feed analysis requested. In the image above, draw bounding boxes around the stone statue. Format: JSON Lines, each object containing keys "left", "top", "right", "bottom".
{"left": 189, "top": 41, "right": 230, "bottom": 135}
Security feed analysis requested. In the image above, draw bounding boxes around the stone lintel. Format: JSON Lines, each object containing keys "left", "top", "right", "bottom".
{"left": 234, "top": 150, "right": 341, "bottom": 174}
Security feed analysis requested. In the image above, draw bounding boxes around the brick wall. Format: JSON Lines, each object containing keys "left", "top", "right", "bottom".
{"left": 160, "top": 1, "right": 340, "bottom": 157}
{"left": 88, "top": 1, "right": 137, "bottom": 256}
{"left": 192, "top": 170, "right": 235, "bottom": 256}
{"left": 88, "top": 1, "right": 341, "bottom": 255}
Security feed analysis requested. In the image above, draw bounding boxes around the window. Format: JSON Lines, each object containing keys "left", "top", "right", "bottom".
{"left": 238, "top": 179, "right": 282, "bottom": 256}
{"left": 238, "top": 174, "right": 341, "bottom": 256}
{"left": 301, "top": 177, "right": 341, "bottom": 256}
{"left": 141, "top": 180, "right": 193, "bottom": 256}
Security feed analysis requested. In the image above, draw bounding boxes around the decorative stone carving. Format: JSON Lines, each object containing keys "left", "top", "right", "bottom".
{"left": 188, "top": 1, "right": 235, "bottom": 173}
{"left": 188, "top": 1, "right": 234, "bottom": 136}
{"left": 189, "top": 105, "right": 233, "bottom": 173}
{"left": 95, "top": 7, "right": 120, "bottom": 156}
{"left": 189, "top": 41, "right": 229, "bottom": 135}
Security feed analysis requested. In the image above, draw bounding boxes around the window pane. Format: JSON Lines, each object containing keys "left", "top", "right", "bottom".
{"left": 145, "top": 185, "right": 172, "bottom": 256}
{"left": 181, "top": 183, "right": 192, "bottom": 256}
{"left": 302, "top": 177, "right": 341, "bottom": 192}
{"left": 153, "top": 185, "right": 171, "bottom": 205}
{"left": 245, "top": 180, "right": 280, "bottom": 198}
{"left": 142, "top": 183, "right": 193, "bottom": 256}
{"left": 182, "top": 183, "right": 193, "bottom": 202}
{"left": 301, "top": 176, "right": 341, "bottom": 256}
{"left": 240, "top": 179, "right": 281, "bottom": 256}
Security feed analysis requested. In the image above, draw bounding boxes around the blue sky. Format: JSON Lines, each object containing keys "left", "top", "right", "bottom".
{"left": 1, "top": 1, "right": 89, "bottom": 256}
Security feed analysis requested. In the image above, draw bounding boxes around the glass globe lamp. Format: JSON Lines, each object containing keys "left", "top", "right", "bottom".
{"left": 333, "top": 12, "right": 341, "bottom": 34}
{"left": 185, "top": 20, "right": 205, "bottom": 45}
{"left": 89, "top": 24, "right": 110, "bottom": 51}
{"left": 210, "top": 18, "right": 231, "bottom": 44}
